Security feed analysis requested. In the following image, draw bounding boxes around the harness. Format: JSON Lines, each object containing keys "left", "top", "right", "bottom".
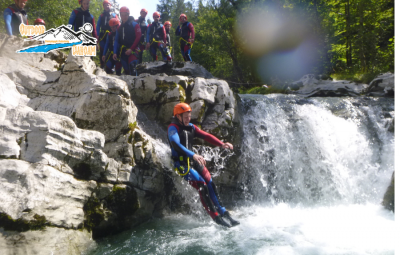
{"left": 99, "top": 12, "right": 113, "bottom": 42}
{"left": 168, "top": 119, "right": 196, "bottom": 176}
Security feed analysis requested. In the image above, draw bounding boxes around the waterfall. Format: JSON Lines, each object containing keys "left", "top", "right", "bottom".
{"left": 91, "top": 95, "right": 395, "bottom": 255}
{"left": 238, "top": 94, "right": 394, "bottom": 206}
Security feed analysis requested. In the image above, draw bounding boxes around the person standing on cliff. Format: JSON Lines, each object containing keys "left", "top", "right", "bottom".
{"left": 167, "top": 103, "right": 240, "bottom": 227}
{"left": 136, "top": 8, "right": 148, "bottom": 64}
{"left": 3, "top": 0, "right": 28, "bottom": 36}
{"left": 175, "top": 13, "right": 194, "bottom": 62}
{"left": 68, "top": 0, "right": 98, "bottom": 39}
{"left": 113, "top": 6, "right": 141, "bottom": 75}
{"left": 146, "top": 11, "right": 169, "bottom": 61}
{"left": 96, "top": 0, "right": 118, "bottom": 68}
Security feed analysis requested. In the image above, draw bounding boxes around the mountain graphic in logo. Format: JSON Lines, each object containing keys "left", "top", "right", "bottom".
{"left": 17, "top": 23, "right": 97, "bottom": 53}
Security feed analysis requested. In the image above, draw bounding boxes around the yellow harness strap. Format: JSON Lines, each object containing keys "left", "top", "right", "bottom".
{"left": 174, "top": 156, "right": 190, "bottom": 176}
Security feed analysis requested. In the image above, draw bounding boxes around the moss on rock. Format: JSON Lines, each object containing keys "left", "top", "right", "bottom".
{"left": 0, "top": 213, "right": 47, "bottom": 232}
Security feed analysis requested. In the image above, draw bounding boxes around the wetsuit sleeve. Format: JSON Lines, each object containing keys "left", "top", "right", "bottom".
{"left": 162, "top": 25, "right": 166, "bottom": 44}
{"left": 91, "top": 14, "right": 98, "bottom": 39}
{"left": 96, "top": 16, "right": 101, "bottom": 37}
{"left": 3, "top": 8, "right": 12, "bottom": 36}
{"left": 68, "top": 10, "right": 76, "bottom": 27}
{"left": 103, "top": 33, "right": 110, "bottom": 56}
{"left": 146, "top": 24, "right": 151, "bottom": 43}
{"left": 193, "top": 125, "right": 223, "bottom": 147}
{"left": 130, "top": 23, "right": 142, "bottom": 50}
{"left": 175, "top": 25, "right": 181, "bottom": 36}
{"left": 114, "top": 30, "right": 120, "bottom": 54}
{"left": 188, "top": 22, "right": 195, "bottom": 41}
{"left": 168, "top": 125, "right": 195, "bottom": 158}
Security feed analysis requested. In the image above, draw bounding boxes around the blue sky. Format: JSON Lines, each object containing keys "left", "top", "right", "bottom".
{"left": 116, "top": 0, "right": 160, "bottom": 20}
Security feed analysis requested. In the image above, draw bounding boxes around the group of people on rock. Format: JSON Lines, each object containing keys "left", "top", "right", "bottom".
{"left": 3, "top": 0, "right": 195, "bottom": 75}
{"left": 4, "top": 0, "right": 240, "bottom": 228}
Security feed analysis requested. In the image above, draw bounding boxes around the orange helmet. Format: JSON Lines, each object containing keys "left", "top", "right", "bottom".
{"left": 103, "top": 0, "right": 111, "bottom": 6}
{"left": 153, "top": 11, "right": 160, "bottom": 18}
{"left": 109, "top": 17, "right": 120, "bottom": 27}
{"left": 120, "top": 6, "right": 130, "bottom": 14}
{"left": 179, "top": 14, "right": 187, "bottom": 20}
{"left": 174, "top": 103, "right": 192, "bottom": 116}
{"left": 140, "top": 8, "right": 148, "bottom": 14}
{"left": 34, "top": 18, "right": 45, "bottom": 25}
{"left": 164, "top": 21, "right": 171, "bottom": 27}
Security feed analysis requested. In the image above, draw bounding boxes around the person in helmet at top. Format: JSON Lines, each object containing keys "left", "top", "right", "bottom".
{"left": 163, "top": 21, "right": 172, "bottom": 61}
{"left": 146, "top": 12, "right": 170, "bottom": 61}
{"left": 113, "top": 6, "right": 141, "bottom": 75}
{"left": 102, "top": 17, "right": 122, "bottom": 75}
{"left": 136, "top": 8, "right": 148, "bottom": 64}
{"left": 175, "top": 13, "right": 194, "bottom": 62}
{"left": 168, "top": 103, "right": 240, "bottom": 228}
{"left": 96, "top": 0, "right": 118, "bottom": 68}
{"left": 68, "top": 0, "right": 98, "bottom": 39}
{"left": 3, "top": 0, "right": 28, "bottom": 36}
{"left": 33, "top": 18, "right": 45, "bottom": 26}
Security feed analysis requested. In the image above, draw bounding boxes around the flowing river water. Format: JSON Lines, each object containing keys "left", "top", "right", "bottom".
{"left": 89, "top": 95, "right": 395, "bottom": 255}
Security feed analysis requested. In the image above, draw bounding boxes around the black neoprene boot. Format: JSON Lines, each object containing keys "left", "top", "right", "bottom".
{"left": 214, "top": 215, "right": 232, "bottom": 228}
{"left": 223, "top": 211, "right": 240, "bottom": 226}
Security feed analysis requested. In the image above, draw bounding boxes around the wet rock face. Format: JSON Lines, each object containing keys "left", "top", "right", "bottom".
{"left": 365, "top": 72, "right": 394, "bottom": 97}
{"left": 0, "top": 35, "right": 174, "bottom": 253}
{"left": 381, "top": 172, "right": 394, "bottom": 212}
{"left": 118, "top": 74, "right": 237, "bottom": 139}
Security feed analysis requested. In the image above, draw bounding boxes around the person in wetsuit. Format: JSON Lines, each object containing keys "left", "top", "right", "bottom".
{"left": 136, "top": 8, "right": 148, "bottom": 64}
{"left": 168, "top": 103, "right": 240, "bottom": 227}
{"left": 146, "top": 11, "right": 170, "bottom": 61}
{"left": 102, "top": 17, "right": 121, "bottom": 75}
{"left": 163, "top": 21, "right": 172, "bottom": 61}
{"left": 3, "top": 0, "right": 28, "bottom": 36}
{"left": 68, "top": 0, "right": 98, "bottom": 39}
{"left": 113, "top": 6, "right": 141, "bottom": 75}
{"left": 96, "top": 0, "right": 118, "bottom": 68}
{"left": 175, "top": 13, "right": 194, "bottom": 62}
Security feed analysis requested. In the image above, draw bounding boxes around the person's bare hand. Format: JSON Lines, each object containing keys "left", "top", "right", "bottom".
{"left": 193, "top": 154, "right": 206, "bottom": 166}
{"left": 221, "top": 142, "right": 233, "bottom": 150}
{"left": 113, "top": 54, "right": 118, "bottom": 61}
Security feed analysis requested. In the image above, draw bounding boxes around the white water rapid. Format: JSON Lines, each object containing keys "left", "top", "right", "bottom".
{"left": 90, "top": 95, "right": 395, "bottom": 255}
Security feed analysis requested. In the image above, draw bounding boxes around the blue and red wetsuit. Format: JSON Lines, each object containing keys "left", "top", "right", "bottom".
{"left": 168, "top": 118, "right": 226, "bottom": 219}
{"left": 114, "top": 16, "right": 141, "bottom": 75}
{"left": 3, "top": 4, "right": 28, "bottom": 36}
{"left": 96, "top": 11, "right": 118, "bottom": 68}
{"left": 147, "top": 21, "right": 169, "bottom": 61}
{"left": 175, "top": 21, "right": 194, "bottom": 62}
{"left": 103, "top": 30, "right": 121, "bottom": 75}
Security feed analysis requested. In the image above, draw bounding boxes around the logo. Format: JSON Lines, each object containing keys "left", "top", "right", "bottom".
{"left": 17, "top": 23, "right": 97, "bottom": 56}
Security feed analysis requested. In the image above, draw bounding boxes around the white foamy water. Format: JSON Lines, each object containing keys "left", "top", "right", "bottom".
{"left": 90, "top": 203, "right": 394, "bottom": 255}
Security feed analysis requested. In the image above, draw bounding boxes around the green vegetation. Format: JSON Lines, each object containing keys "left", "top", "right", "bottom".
{"left": 157, "top": 0, "right": 393, "bottom": 89}
{"left": 0, "top": 0, "right": 393, "bottom": 89}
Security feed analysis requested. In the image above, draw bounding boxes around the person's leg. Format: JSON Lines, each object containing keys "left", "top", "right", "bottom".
{"left": 159, "top": 43, "right": 168, "bottom": 61}
{"left": 150, "top": 44, "right": 158, "bottom": 61}
{"left": 128, "top": 55, "right": 138, "bottom": 76}
{"left": 99, "top": 41, "right": 106, "bottom": 68}
{"left": 197, "top": 164, "right": 240, "bottom": 226}
{"left": 115, "top": 61, "right": 122, "bottom": 75}
{"left": 183, "top": 45, "right": 192, "bottom": 62}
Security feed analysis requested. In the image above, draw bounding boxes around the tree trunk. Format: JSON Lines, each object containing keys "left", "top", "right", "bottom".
{"left": 345, "top": 1, "right": 352, "bottom": 68}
